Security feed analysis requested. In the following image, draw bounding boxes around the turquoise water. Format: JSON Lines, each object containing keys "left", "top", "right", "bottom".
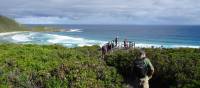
{"left": 1, "top": 25, "right": 200, "bottom": 48}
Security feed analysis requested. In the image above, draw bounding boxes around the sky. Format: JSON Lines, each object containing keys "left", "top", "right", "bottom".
{"left": 0, "top": 0, "right": 200, "bottom": 24}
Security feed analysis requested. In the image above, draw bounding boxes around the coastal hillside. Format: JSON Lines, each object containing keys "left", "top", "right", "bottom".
{"left": 0, "top": 15, "right": 27, "bottom": 32}
{"left": 0, "top": 15, "right": 65, "bottom": 32}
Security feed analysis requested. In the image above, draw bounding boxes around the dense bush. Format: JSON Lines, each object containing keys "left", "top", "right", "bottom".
{"left": 104, "top": 48, "right": 200, "bottom": 88}
{"left": 0, "top": 44, "right": 123, "bottom": 88}
{"left": 1, "top": 44, "right": 199, "bottom": 88}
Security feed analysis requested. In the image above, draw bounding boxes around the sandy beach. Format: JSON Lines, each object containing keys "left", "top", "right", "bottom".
{"left": 0, "top": 31, "right": 29, "bottom": 36}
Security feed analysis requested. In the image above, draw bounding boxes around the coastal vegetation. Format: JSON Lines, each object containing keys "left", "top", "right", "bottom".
{"left": 0, "top": 44, "right": 123, "bottom": 88}
{"left": 104, "top": 48, "right": 200, "bottom": 88}
{"left": 0, "top": 15, "right": 63, "bottom": 32}
{"left": 0, "top": 44, "right": 199, "bottom": 88}
{"left": 0, "top": 16, "right": 27, "bottom": 32}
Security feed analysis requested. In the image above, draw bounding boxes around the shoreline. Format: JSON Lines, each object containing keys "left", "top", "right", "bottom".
{"left": 0, "top": 31, "right": 199, "bottom": 49}
{"left": 0, "top": 31, "right": 30, "bottom": 36}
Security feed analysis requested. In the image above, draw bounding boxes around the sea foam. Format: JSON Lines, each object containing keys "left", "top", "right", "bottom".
{"left": 135, "top": 43, "right": 200, "bottom": 48}
{"left": 0, "top": 32, "right": 199, "bottom": 48}
{"left": 67, "top": 29, "right": 82, "bottom": 32}
{"left": 45, "top": 33, "right": 105, "bottom": 47}
{"left": 11, "top": 34, "right": 31, "bottom": 42}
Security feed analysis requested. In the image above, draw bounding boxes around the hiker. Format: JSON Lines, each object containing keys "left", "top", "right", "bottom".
{"left": 115, "top": 36, "right": 118, "bottom": 47}
{"left": 129, "top": 41, "right": 134, "bottom": 48}
{"left": 101, "top": 45, "right": 107, "bottom": 58}
{"left": 133, "top": 50, "right": 154, "bottom": 88}
{"left": 133, "top": 42, "right": 136, "bottom": 49}
{"left": 111, "top": 40, "right": 115, "bottom": 49}
{"left": 107, "top": 42, "right": 112, "bottom": 52}
{"left": 124, "top": 39, "right": 128, "bottom": 49}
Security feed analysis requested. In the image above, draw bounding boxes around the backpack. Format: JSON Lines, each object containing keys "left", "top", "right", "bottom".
{"left": 134, "top": 58, "right": 148, "bottom": 78}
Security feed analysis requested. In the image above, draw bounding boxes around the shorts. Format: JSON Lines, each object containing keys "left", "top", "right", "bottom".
{"left": 134, "top": 76, "right": 150, "bottom": 88}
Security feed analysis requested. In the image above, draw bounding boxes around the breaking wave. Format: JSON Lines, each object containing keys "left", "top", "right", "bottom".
{"left": 11, "top": 33, "right": 32, "bottom": 42}
{"left": 0, "top": 32, "right": 199, "bottom": 48}
{"left": 134, "top": 43, "right": 200, "bottom": 48}
{"left": 0, "top": 32, "right": 105, "bottom": 47}
{"left": 46, "top": 33, "right": 105, "bottom": 47}
{"left": 66, "top": 29, "right": 83, "bottom": 32}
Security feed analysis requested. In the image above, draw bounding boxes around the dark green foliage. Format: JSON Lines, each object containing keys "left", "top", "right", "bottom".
{"left": 0, "top": 44, "right": 123, "bottom": 88}
{"left": 0, "top": 43, "right": 200, "bottom": 88}
{"left": 0, "top": 15, "right": 27, "bottom": 32}
{"left": 104, "top": 48, "right": 200, "bottom": 88}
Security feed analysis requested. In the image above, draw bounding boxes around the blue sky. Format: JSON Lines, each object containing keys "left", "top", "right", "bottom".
{"left": 0, "top": 0, "right": 200, "bottom": 24}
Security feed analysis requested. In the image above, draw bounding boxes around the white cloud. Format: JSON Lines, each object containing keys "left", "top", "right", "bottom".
{"left": 1, "top": 0, "right": 200, "bottom": 24}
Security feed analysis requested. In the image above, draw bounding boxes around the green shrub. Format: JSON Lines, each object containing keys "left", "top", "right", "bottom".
{"left": 105, "top": 48, "right": 200, "bottom": 88}
{"left": 0, "top": 44, "right": 123, "bottom": 88}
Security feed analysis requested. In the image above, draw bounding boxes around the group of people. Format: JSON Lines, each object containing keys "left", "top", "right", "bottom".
{"left": 101, "top": 36, "right": 120, "bottom": 58}
{"left": 101, "top": 36, "right": 154, "bottom": 88}
{"left": 123, "top": 38, "right": 135, "bottom": 49}
{"left": 101, "top": 38, "right": 117, "bottom": 58}
{"left": 101, "top": 36, "right": 136, "bottom": 58}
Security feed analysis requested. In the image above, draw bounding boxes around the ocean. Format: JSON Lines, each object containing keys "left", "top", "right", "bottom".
{"left": 1, "top": 25, "right": 200, "bottom": 48}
